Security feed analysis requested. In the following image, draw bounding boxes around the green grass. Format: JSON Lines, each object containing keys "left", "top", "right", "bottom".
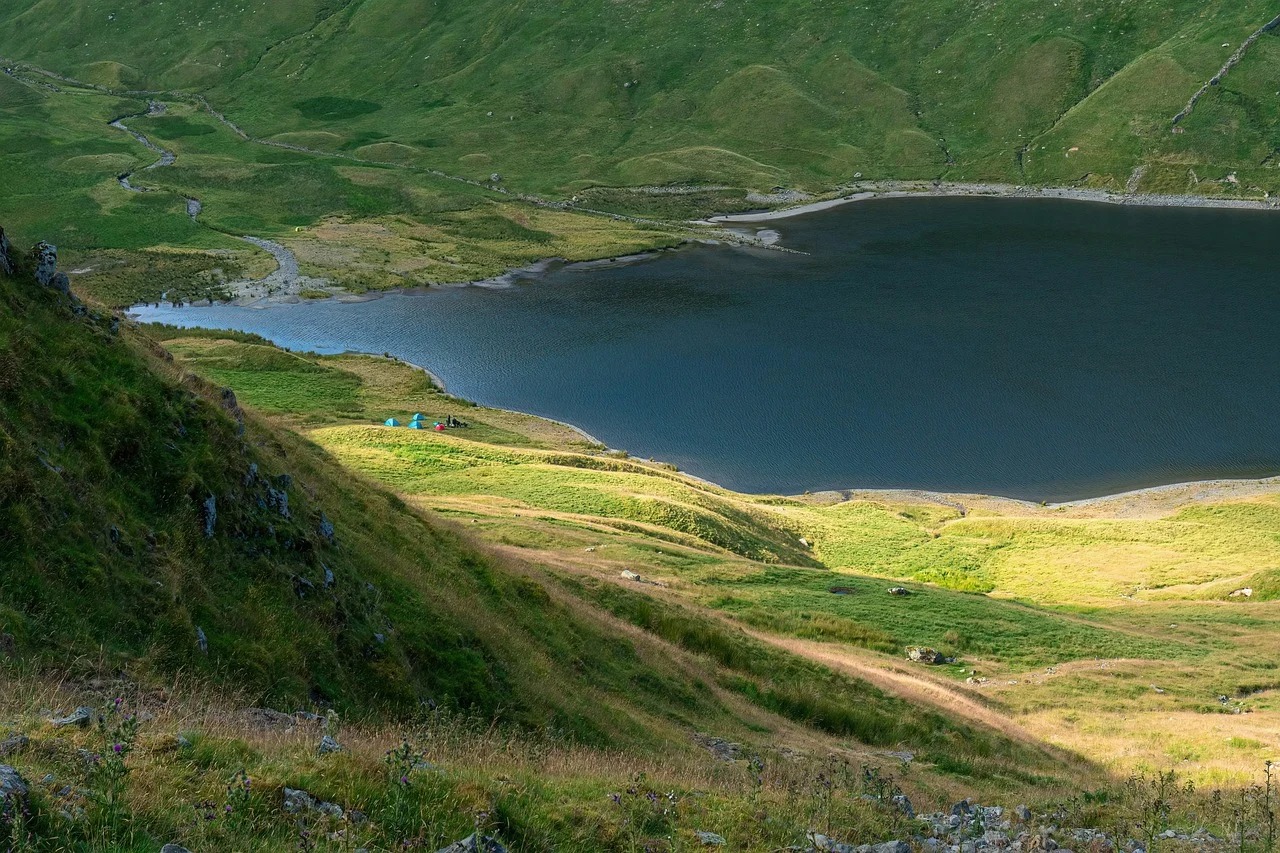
{"left": 5, "top": 0, "right": 1279, "bottom": 201}
{"left": 145, "top": 329, "right": 1280, "bottom": 786}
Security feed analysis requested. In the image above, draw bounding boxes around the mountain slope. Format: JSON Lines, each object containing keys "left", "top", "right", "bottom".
{"left": 3, "top": 0, "right": 1277, "bottom": 196}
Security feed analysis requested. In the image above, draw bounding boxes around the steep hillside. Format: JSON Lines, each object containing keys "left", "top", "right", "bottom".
{"left": 150, "top": 328, "right": 1280, "bottom": 787}
{"left": 2, "top": 0, "right": 1278, "bottom": 198}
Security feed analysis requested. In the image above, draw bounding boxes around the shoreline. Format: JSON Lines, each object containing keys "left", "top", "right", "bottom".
{"left": 137, "top": 307, "right": 1280, "bottom": 510}
{"left": 705, "top": 181, "right": 1280, "bottom": 223}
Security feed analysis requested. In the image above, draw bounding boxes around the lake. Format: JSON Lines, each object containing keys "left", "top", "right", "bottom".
{"left": 131, "top": 196, "right": 1280, "bottom": 501}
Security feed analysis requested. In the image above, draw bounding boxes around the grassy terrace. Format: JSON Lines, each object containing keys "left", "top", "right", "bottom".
{"left": 152, "top": 328, "right": 1280, "bottom": 786}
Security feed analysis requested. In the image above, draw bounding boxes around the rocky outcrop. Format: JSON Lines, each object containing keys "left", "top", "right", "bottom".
{"left": 30, "top": 241, "right": 70, "bottom": 295}
{"left": 317, "top": 734, "right": 342, "bottom": 755}
{"left": 0, "top": 226, "right": 14, "bottom": 276}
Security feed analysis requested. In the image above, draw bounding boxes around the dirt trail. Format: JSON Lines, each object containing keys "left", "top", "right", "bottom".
{"left": 746, "top": 632, "right": 1043, "bottom": 745}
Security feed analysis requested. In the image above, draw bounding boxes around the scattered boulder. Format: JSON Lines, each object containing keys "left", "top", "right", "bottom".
{"left": 323, "top": 565, "right": 336, "bottom": 589}
{"left": 0, "top": 765, "right": 29, "bottom": 802}
{"left": 695, "top": 830, "right": 727, "bottom": 846}
{"left": 887, "top": 587, "right": 911, "bottom": 596}
{"left": 195, "top": 626, "right": 208, "bottom": 654}
{"left": 0, "top": 733, "right": 29, "bottom": 757}
{"left": 1015, "top": 804, "right": 1032, "bottom": 822}
{"left": 1229, "top": 587, "right": 1253, "bottom": 598}
{"left": 620, "top": 570, "right": 642, "bottom": 582}
{"left": 317, "top": 735, "right": 342, "bottom": 755}
{"left": 51, "top": 707, "right": 93, "bottom": 728}
{"left": 436, "top": 833, "right": 508, "bottom": 853}
{"left": 161, "top": 845, "right": 194, "bottom": 853}
{"left": 907, "top": 647, "right": 950, "bottom": 665}
{"left": 220, "top": 388, "right": 245, "bottom": 434}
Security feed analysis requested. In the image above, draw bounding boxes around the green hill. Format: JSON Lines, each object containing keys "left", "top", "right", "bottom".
{"left": 3, "top": 0, "right": 1278, "bottom": 198}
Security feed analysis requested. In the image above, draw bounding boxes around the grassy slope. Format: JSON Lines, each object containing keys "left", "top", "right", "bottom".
{"left": 3, "top": 0, "right": 1278, "bottom": 200}
{"left": 2, "top": 244, "right": 1108, "bottom": 853}
{"left": 153, "top": 331, "right": 1280, "bottom": 784}
{"left": 0, "top": 74, "right": 681, "bottom": 306}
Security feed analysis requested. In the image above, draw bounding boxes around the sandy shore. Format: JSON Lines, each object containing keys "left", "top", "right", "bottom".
{"left": 707, "top": 181, "right": 1280, "bottom": 224}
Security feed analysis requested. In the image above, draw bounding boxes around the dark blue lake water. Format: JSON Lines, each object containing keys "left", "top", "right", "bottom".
{"left": 132, "top": 197, "right": 1280, "bottom": 501}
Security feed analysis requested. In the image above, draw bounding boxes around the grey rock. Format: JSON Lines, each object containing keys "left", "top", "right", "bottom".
{"left": 887, "top": 586, "right": 912, "bottom": 596}
{"left": 907, "top": 647, "right": 950, "bottom": 665}
{"left": 161, "top": 845, "right": 194, "bottom": 853}
{"left": 1015, "top": 804, "right": 1032, "bottom": 822}
{"left": 323, "top": 565, "right": 335, "bottom": 588}
{"left": 807, "top": 832, "right": 857, "bottom": 853}
{"left": 0, "top": 733, "right": 29, "bottom": 757}
{"left": 0, "top": 764, "right": 28, "bottom": 800}
{"left": 31, "top": 241, "right": 57, "bottom": 287}
{"left": 318, "top": 512, "right": 336, "bottom": 544}
{"left": 318, "top": 735, "right": 342, "bottom": 755}
{"left": 266, "top": 484, "right": 290, "bottom": 518}
{"left": 283, "top": 787, "right": 316, "bottom": 813}
{"left": 195, "top": 626, "right": 208, "bottom": 654}
{"left": 201, "top": 494, "right": 217, "bottom": 537}
{"left": 693, "top": 734, "right": 742, "bottom": 762}
{"left": 892, "top": 793, "right": 915, "bottom": 818}
{"left": 52, "top": 707, "right": 93, "bottom": 728}
{"left": 695, "top": 830, "right": 727, "bottom": 846}
{"left": 950, "top": 799, "right": 973, "bottom": 817}
{"left": 872, "top": 843, "right": 910, "bottom": 853}
{"left": 436, "top": 833, "right": 508, "bottom": 853}
{"left": 49, "top": 272, "right": 71, "bottom": 295}
{"left": 0, "top": 226, "right": 14, "bottom": 276}
{"left": 620, "top": 570, "right": 642, "bottom": 582}
{"left": 176, "top": 734, "right": 193, "bottom": 748}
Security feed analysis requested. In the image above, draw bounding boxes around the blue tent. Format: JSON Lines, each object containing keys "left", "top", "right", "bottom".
{"left": 410, "top": 412, "right": 426, "bottom": 422}
{"left": 407, "top": 420, "right": 425, "bottom": 429}
{"left": 384, "top": 418, "right": 402, "bottom": 427}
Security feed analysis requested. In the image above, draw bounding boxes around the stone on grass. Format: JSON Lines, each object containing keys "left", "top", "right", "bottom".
{"left": 0, "top": 733, "right": 29, "bottom": 757}
{"left": 695, "top": 830, "right": 726, "bottom": 845}
{"left": 436, "top": 833, "right": 508, "bottom": 853}
{"left": 887, "top": 587, "right": 911, "bottom": 596}
{"left": 0, "top": 764, "right": 28, "bottom": 801}
{"left": 318, "top": 735, "right": 342, "bottom": 755}
{"left": 620, "top": 570, "right": 642, "bottom": 582}
{"left": 160, "top": 845, "right": 194, "bottom": 853}
{"left": 51, "top": 707, "right": 93, "bottom": 728}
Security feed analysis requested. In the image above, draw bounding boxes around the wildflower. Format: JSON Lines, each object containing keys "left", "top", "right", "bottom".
{"left": 112, "top": 743, "right": 123, "bottom": 754}
{"left": 400, "top": 775, "right": 409, "bottom": 785}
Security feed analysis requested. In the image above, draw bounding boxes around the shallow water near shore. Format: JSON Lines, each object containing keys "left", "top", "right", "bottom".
{"left": 133, "top": 197, "right": 1280, "bottom": 502}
